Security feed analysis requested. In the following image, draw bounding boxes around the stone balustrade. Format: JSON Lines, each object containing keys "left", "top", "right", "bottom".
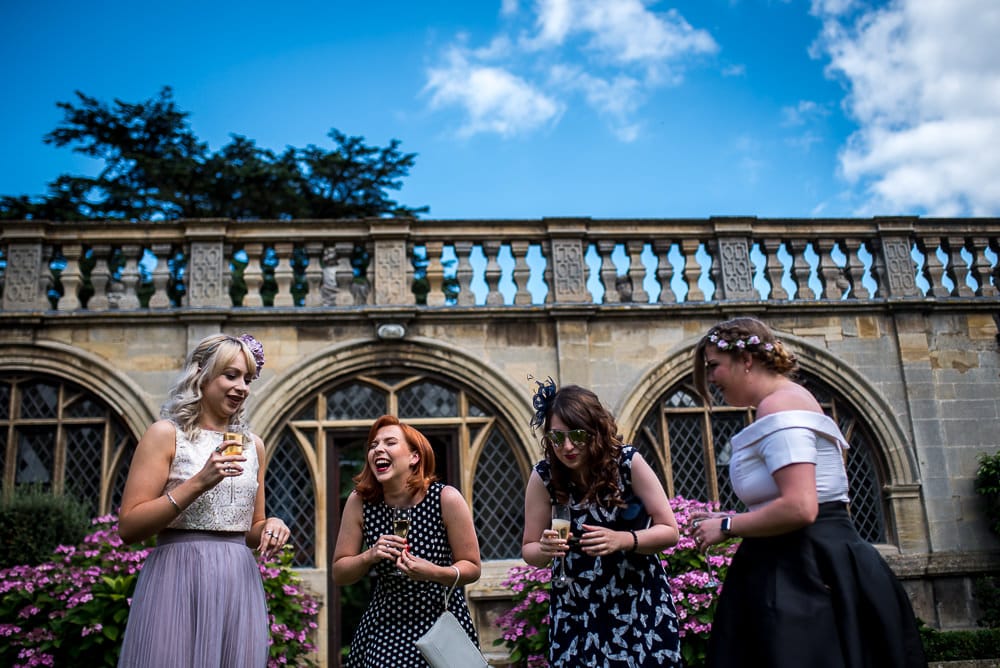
{"left": 1, "top": 216, "right": 998, "bottom": 313}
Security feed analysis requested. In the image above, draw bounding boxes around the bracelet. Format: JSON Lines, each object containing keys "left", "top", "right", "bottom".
{"left": 165, "top": 492, "right": 181, "bottom": 513}
{"left": 629, "top": 529, "right": 639, "bottom": 553}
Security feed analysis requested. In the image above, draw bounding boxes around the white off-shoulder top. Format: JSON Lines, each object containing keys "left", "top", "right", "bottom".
{"left": 164, "top": 426, "right": 259, "bottom": 532}
{"left": 728, "top": 410, "right": 850, "bottom": 511}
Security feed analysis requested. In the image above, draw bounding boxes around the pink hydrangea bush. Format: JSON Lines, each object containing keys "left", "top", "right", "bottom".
{"left": 493, "top": 497, "right": 740, "bottom": 668}
{"left": 0, "top": 515, "right": 319, "bottom": 668}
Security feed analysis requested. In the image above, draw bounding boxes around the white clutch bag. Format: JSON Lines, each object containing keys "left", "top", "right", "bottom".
{"left": 415, "top": 568, "right": 488, "bottom": 668}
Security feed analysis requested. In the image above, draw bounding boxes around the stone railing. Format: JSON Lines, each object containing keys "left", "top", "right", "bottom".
{"left": 1, "top": 216, "right": 998, "bottom": 313}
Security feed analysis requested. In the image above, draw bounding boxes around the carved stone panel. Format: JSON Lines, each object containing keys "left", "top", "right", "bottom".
{"left": 188, "top": 241, "right": 225, "bottom": 306}
{"left": 718, "top": 238, "right": 756, "bottom": 300}
{"left": 374, "top": 240, "right": 409, "bottom": 305}
{"left": 881, "top": 236, "right": 921, "bottom": 297}
{"left": 3, "top": 243, "right": 45, "bottom": 310}
{"left": 551, "top": 239, "right": 589, "bottom": 303}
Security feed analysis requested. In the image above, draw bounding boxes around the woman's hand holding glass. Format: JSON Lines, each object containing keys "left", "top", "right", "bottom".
{"left": 688, "top": 512, "right": 725, "bottom": 588}
{"left": 373, "top": 532, "right": 407, "bottom": 572}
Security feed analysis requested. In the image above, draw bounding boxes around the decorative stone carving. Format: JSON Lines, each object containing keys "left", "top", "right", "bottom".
{"left": 551, "top": 239, "right": 588, "bottom": 303}
{"left": 374, "top": 240, "right": 409, "bottom": 305}
{"left": 717, "top": 238, "right": 755, "bottom": 300}
{"left": 3, "top": 243, "right": 45, "bottom": 310}
{"left": 188, "top": 241, "right": 225, "bottom": 306}
{"left": 881, "top": 237, "right": 921, "bottom": 297}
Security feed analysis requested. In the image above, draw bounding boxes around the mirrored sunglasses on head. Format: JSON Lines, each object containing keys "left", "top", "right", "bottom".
{"left": 545, "top": 429, "right": 591, "bottom": 448}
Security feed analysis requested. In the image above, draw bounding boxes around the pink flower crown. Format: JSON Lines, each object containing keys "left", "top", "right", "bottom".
{"left": 239, "top": 334, "right": 265, "bottom": 379}
{"left": 707, "top": 332, "right": 775, "bottom": 352}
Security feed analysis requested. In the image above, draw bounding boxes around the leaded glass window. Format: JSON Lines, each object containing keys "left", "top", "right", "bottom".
{"left": 0, "top": 374, "right": 137, "bottom": 517}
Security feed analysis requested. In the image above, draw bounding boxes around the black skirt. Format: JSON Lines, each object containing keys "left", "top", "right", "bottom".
{"left": 708, "top": 502, "right": 927, "bottom": 668}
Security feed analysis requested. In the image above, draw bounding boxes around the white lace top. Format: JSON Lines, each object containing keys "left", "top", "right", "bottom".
{"left": 164, "top": 426, "right": 259, "bottom": 532}
{"left": 729, "top": 410, "right": 850, "bottom": 511}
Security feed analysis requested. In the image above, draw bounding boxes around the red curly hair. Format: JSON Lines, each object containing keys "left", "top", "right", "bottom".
{"left": 353, "top": 415, "right": 438, "bottom": 502}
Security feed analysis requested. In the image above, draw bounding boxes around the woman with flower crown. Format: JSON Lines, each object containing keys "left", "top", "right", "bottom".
{"left": 689, "top": 317, "right": 925, "bottom": 668}
{"left": 521, "top": 381, "right": 683, "bottom": 667}
{"left": 117, "top": 333, "right": 289, "bottom": 667}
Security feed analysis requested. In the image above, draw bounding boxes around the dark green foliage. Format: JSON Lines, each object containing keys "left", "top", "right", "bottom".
{"left": 975, "top": 575, "right": 1000, "bottom": 628}
{"left": 0, "top": 485, "right": 91, "bottom": 568}
{"left": 919, "top": 624, "right": 1000, "bottom": 661}
{"left": 975, "top": 451, "right": 1000, "bottom": 536}
{"left": 1, "top": 86, "right": 426, "bottom": 221}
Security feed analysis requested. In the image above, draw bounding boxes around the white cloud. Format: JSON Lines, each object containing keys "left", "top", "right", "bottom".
{"left": 814, "top": 0, "right": 1000, "bottom": 215}
{"left": 549, "top": 64, "right": 644, "bottom": 141}
{"left": 423, "top": 0, "right": 717, "bottom": 140}
{"left": 423, "top": 47, "right": 563, "bottom": 138}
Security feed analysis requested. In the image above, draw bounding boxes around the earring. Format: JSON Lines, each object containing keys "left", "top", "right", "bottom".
{"left": 745, "top": 367, "right": 751, "bottom": 374}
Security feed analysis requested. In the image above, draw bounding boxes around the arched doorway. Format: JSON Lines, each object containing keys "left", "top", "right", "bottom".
{"left": 263, "top": 368, "right": 528, "bottom": 665}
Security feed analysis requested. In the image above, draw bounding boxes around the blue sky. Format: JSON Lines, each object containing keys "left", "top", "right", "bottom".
{"left": 3, "top": 0, "right": 999, "bottom": 220}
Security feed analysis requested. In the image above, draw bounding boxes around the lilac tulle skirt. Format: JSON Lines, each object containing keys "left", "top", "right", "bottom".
{"left": 119, "top": 530, "right": 269, "bottom": 668}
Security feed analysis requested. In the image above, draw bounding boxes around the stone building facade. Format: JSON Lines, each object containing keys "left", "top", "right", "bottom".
{"left": 1, "top": 216, "right": 999, "bottom": 665}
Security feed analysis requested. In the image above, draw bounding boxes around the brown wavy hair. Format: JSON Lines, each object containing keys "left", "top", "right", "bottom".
{"left": 353, "top": 415, "right": 438, "bottom": 502}
{"left": 693, "top": 316, "right": 799, "bottom": 404}
{"left": 537, "top": 385, "right": 625, "bottom": 508}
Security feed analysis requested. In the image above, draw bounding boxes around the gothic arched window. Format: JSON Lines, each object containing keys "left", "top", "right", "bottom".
{"left": 633, "top": 372, "right": 888, "bottom": 544}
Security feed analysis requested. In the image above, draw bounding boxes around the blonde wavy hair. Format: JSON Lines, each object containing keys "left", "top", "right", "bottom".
{"left": 160, "top": 334, "right": 259, "bottom": 440}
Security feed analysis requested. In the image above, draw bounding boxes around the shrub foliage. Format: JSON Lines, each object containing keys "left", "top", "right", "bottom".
{"left": 0, "top": 486, "right": 91, "bottom": 568}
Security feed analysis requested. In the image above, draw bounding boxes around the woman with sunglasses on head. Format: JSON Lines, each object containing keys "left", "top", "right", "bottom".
{"left": 689, "top": 317, "right": 925, "bottom": 668}
{"left": 522, "top": 380, "right": 682, "bottom": 667}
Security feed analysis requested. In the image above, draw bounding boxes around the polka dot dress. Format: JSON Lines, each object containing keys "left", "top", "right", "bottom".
{"left": 347, "top": 482, "right": 479, "bottom": 667}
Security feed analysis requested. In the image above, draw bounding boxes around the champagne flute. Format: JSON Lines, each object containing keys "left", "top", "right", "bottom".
{"left": 222, "top": 429, "right": 245, "bottom": 504}
{"left": 550, "top": 504, "right": 572, "bottom": 588}
{"left": 703, "top": 547, "right": 720, "bottom": 589}
{"left": 391, "top": 506, "right": 412, "bottom": 576}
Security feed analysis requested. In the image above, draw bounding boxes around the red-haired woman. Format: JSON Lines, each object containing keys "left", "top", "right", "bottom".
{"left": 332, "top": 415, "right": 482, "bottom": 667}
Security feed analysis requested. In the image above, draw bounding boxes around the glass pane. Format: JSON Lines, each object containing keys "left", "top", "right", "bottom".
{"left": 112, "top": 437, "right": 137, "bottom": 516}
{"left": 16, "top": 427, "right": 55, "bottom": 488}
{"left": 65, "top": 393, "right": 105, "bottom": 418}
{"left": 846, "top": 428, "right": 886, "bottom": 542}
{"left": 327, "top": 383, "right": 385, "bottom": 420}
{"left": 668, "top": 414, "right": 709, "bottom": 501}
{"left": 266, "top": 431, "right": 316, "bottom": 567}
{"left": 709, "top": 414, "right": 746, "bottom": 512}
{"left": 20, "top": 381, "right": 59, "bottom": 419}
{"left": 398, "top": 381, "right": 457, "bottom": 418}
{"left": 0, "top": 380, "right": 10, "bottom": 419}
{"left": 473, "top": 428, "right": 524, "bottom": 559}
{"left": 65, "top": 426, "right": 103, "bottom": 516}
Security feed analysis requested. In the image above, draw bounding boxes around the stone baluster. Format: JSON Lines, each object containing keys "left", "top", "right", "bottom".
{"left": 625, "top": 240, "right": 649, "bottom": 303}
{"left": 991, "top": 238, "right": 1000, "bottom": 295}
{"left": 222, "top": 243, "right": 234, "bottom": 307}
{"left": 88, "top": 244, "right": 112, "bottom": 310}
{"left": 841, "top": 238, "right": 869, "bottom": 299}
{"left": 57, "top": 243, "right": 83, "bottom": 311}
{"left": 760, "top": 238, "right": 788, "bottom": 300}
{"left": 331, "top": 241, "right": 354, "bottom": 306}
{"left": 680, "top": 238, "right": 704, "bottom": 302}
{"left": 424, "top": 240, "right": 446, "bottom": 306}
{"left": 786, "top": 239, "right": 814, "bottom": 300}
{"left": 302, "top": 242, "right": 324, "bottom": 306}
{"left": 814, "top": 238, "right": 843, "bottom": 300}
{"left": 272, "top": 242, "right": 295, "bottom": 307}
{"left": 242, "top": 243, "right": 265, "bottom": 307}
{"left": 148, "top": 243, "right": 172, "bottom": 308}
{"left": 117, "top": 244, "right": 143, "bottom": 309}
{"left": 454, "top": 241, "right": 475, "bottom": 306}
{"left": 916, "top": 236, "right": 948, "bottom": 297}
{"left": 483, "top": 239, "right": 503, "bottom": 306}
{"left": 944, "top": 237, "right": 974, "bottom": 297}
{"left": 969, "top": 237, "right": 997, "bottom": 297}
{"left": 511, "top": 240, "right": 532, "bottom": 305}
{"left": 653, "top": 239, "right": 676, "bottom": 303}
{"left": 597, "top": 240, "right": 619, "bottom": 304}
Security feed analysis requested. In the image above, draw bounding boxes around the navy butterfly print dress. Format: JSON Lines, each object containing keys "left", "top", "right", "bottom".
{"left": 535, "top": 446, "right": 682, "bottom": 667}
